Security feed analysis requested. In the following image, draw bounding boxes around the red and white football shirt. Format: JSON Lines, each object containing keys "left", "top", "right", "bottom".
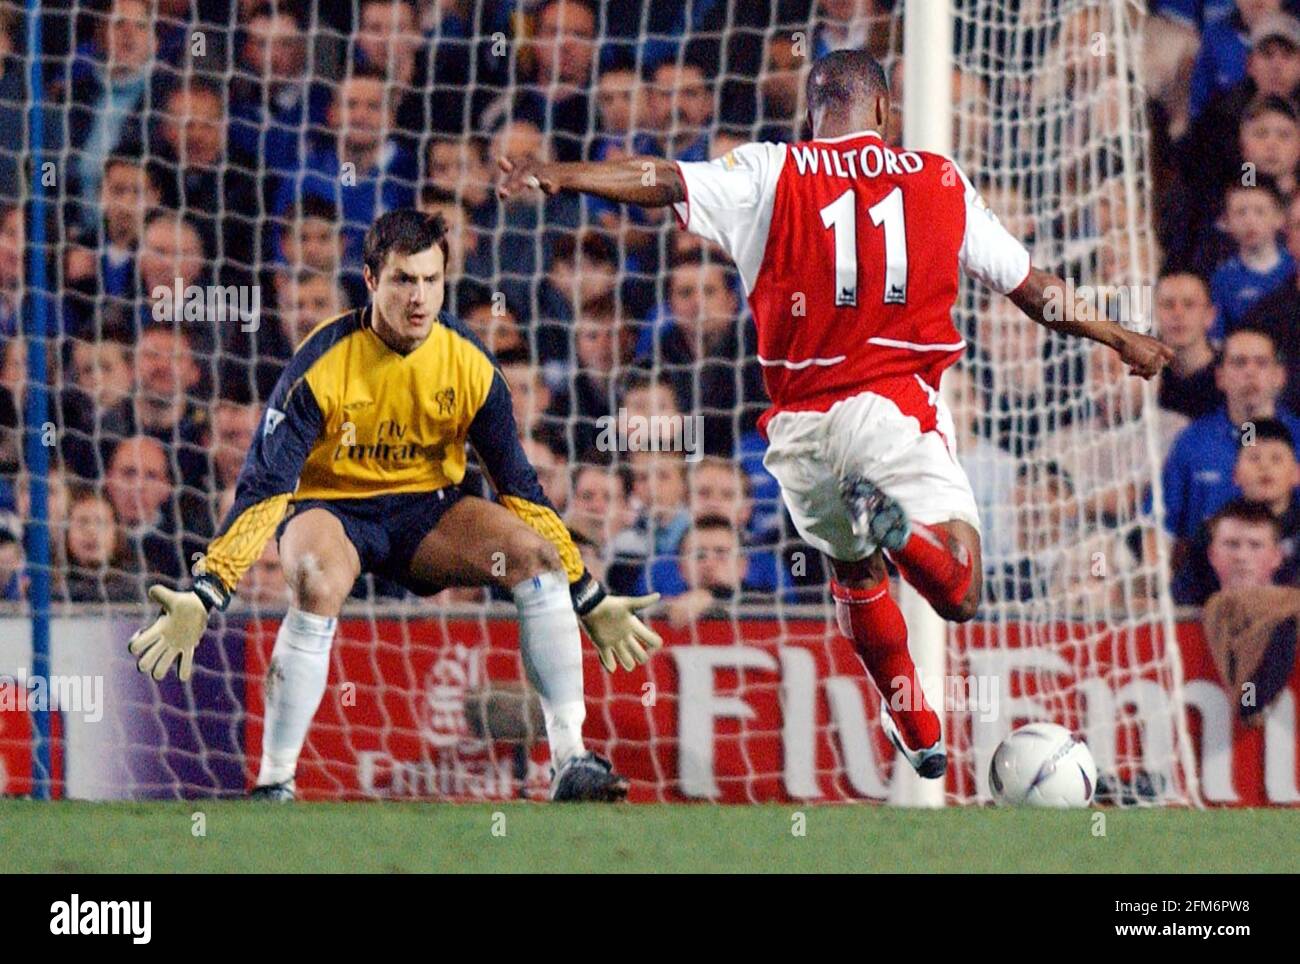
{"left": 673, "top": 130, "right": 1030, "bottom": 435}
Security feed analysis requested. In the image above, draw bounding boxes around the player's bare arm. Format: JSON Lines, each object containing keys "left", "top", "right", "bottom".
{"left": 1007, "top": 266, "right": 1173, "bottom": 379}
{"left": 496, "top": 155, "right": 685, "bottom": 207}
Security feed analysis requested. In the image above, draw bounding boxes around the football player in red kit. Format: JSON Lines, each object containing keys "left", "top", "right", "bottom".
{"left": 497, "top": 49, "right": 1171, "bottom": 778}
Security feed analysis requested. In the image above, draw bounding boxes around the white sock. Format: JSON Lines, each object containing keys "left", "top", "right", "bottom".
{"left": 512, "top": 571, "right": 586, "bottom": 766}
{"left": 256, "top": 608, "right": 337, "bottom": 787}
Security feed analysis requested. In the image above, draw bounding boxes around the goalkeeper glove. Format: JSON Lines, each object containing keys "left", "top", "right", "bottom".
{"left": 582, "top": 593, "right": 663, "bottom": 672}
{"left": 571, "top": 572, "right": 663, "bottom": 672}
{"left": 571, "top": 572, "right": 662, "bottom": 671}
{"left": 128, "top": 575, "right": 229, "bottom": 682}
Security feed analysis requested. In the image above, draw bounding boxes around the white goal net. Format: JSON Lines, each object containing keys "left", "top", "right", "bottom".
{"left": 0, "top": 0, "right": 1198, "bottom": 806}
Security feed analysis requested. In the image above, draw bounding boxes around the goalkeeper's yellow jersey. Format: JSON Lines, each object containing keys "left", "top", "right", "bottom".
{"left": 200, "top": 305, "right": 583, "bottom": 594}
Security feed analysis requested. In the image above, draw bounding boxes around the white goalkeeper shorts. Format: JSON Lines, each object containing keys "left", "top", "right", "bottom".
{"left": 762, "top": 388, "right": 981, "bottom": 562}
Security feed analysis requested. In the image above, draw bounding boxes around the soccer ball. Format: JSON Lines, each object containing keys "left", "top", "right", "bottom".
{"left": 988, "top": 723, "right": 1097, "bottom": 808}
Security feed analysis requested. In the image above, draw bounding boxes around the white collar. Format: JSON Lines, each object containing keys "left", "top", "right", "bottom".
{"left": 814, "top": 129, "right": 884, "bottom": 144}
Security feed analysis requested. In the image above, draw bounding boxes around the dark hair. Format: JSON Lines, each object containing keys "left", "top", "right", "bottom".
{"left": 687, "top": 512, "right": 738, "bottom": 536}
{"left": 1016, "top": 458, "right": 1074, "bottom": 495}
{"left": 168, "top": 76, "right": 225, "bottom": 109}
{"left": 651, "top": 49, "right": 713, "bottom": 85}
{"left": 103, "top": 151, "right": 145, "bottom": 175}
{"left": 667, "top": 247, "right": 739, "bottom": 287}
{"left": 1157, "top": 270, "right": 1211, "bottom": 299}
{"left": 665, "top": 252, "right": 740, "bottom": 305}
{"left": 427, "top": 132, "right": 488, "bottom": 157}
{"left": 65, "top": 480, "right": 107, "bottom": 510}
{"left": 572, "top": 456, "right": 634, "bottom": 498}
{"left": 806, "top": 49, "right": 889, "bottom": 117}
{"left": 494, "top": 347, "right": 535, "bottom": 368}
{"left": 1224, "top": 173, "right": 1286, "bottom": 210}
{"left": 463, "top": 290, "right": 520, "bottom": 321}
{"left": 539, "top": 0, "right": 595, "bottom": 19}
{"left": 339, "top": 64, "right": 389, "bottom": 93}
{"left": 362, "top": 209, "right": 449, "bottom": 278}
{"left": 713, "top": 125, "right": 749, "bottom": 145}
{"left": 580, "top": 291, "right": 618, "bottom": 321}
{"left": 1221, "top": 325, "right": 1281, "bottom": 362}
{"left": 419, "top": 183, "right": 462, "bottom": 208}
{"left": 569, "top": 527, "right": 598, "bottom": 550}
{"left": 292, "top": 267, "right": 337, "bottom": 289}
{"left": 1240, "top": 417, "right": 1297, "bottom": 451}
{"left": 692, "top": 454, "right": 754, "bottom": 499}
{"left": 360, "top": 0, "right": 416, "bottom": 12}
{"left": 681, "top": 37, "right": 720, "bottom": 77}
{"left": 137, "top": 326, "right": 195, "bottom": 358}
{"left": 1242, "top": 93, "right": 1299, "bottom": 127}
{"left": 619, "top": 367, "right": 674, "bottom": 399}
{"left": 597, "top": 54, "right": 637, "bottom": 79}
{"left": 212, "top": 367, "right": 256, "bottom": 406}
{"left": 551, "top": 229, "right": 617, "bottom": 269}
{"left": 287, "top": 195, "right": 339, "bottom": 224}
{"left": 526, "top": 427, "right": 569, "bottom": 460}
{"left": 1208, "top": 498, "right": 1282, "bottom": 540}
{"left": 245, "top": 2, "right": 306, "bottom": 29}
{"left": 141, "top": 208, "right": 209, "bottom": 261}
{"left": 143, "top": 208, "right": 202, "bottom": 236}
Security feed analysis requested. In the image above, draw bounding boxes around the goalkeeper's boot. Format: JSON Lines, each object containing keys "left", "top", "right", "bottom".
{"left": 840, "top": 476, "right": 910, "bottom": 552}
{"left": 879, "top": 698, "right": 947, "bottom": 779}
{"left": 550, "top": 751, "right": 630, "bottom": 802}
{"left": 248, "top": 780, "right": 296, "bottom": 802}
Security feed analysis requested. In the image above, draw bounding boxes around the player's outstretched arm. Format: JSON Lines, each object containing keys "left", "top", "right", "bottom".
{"left": 1007, "top": 266, "right": 1173, "bottom": 379}
{"left": 496, "top": 155, "right": 685, "bottom": 208}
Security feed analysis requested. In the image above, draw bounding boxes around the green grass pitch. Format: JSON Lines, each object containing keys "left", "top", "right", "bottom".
{"left": 1, "top": 801, "right": 1295, "bottom": 873}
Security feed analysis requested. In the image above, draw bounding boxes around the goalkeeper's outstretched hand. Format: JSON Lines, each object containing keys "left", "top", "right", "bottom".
{"left": 581, "top": 593, "right": 663, "bottom": 673}
{"left": 128, "top": 585, "right": 210, "bottom": 682}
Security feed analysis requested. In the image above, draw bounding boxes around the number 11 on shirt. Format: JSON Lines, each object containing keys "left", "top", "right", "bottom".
{"left": 820, "top": 186, "right": 910, "bottom": 308}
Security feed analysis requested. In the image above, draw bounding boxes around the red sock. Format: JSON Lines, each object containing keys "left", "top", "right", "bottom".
{"left": 890, "top": 523, "right": 973, "bottom": 613}
{"left": 831, "top": 578, "right": 940, "bottom": 751}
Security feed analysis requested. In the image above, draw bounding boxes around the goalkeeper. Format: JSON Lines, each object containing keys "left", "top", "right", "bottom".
{"left": 129, "top": 209, "right": 661, "bottom": 802}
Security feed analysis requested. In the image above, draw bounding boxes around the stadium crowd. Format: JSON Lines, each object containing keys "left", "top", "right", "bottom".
{"left": 0, "top": 0, "right": 1296, "bottom": 617}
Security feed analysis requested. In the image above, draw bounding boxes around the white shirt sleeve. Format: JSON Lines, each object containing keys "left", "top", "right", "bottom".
{"left": 672, "top": 141, "right": 786, "bottom": 294}
{"left": 951, "top": 159, "right": 1032, "bottom": 295}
